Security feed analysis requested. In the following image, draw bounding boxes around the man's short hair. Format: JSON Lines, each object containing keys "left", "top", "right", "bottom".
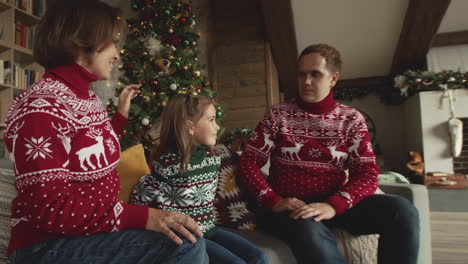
{"left": 33, "top": 0, "right": 121, "bottom": 69}
{"left": 298, "top": 44, "right": 342, "bottom": 73}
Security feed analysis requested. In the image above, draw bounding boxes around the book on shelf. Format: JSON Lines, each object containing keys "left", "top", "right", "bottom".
{"left": 0, "top": 136, "right": 7, "bottom": 160}
{"left": 4, "top": 60, "right": 11, "bottom": 85}
{"left": 0, "top": 13, "right": 3, "bottom": 40}
{"left": 14, "top": 21, "right": 35, "bottom": 49}
{"left": 12, "top": 63, "right": 38, "bottom": 89}
{"left": 15, "top": 0, "right": 44, "bottom": 17}
{"left": 0, "top": 59, "right": 4, "bottom": 84}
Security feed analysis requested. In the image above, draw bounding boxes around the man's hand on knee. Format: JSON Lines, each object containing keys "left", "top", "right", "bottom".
{"left": 272, "top": 197, "right": 306, "bottom": 213}
{"left": 290, "top": 202, "right": 336, "bottom": 221}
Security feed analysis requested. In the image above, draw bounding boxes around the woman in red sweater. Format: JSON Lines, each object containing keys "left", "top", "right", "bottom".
{"left": 5, "top": 1, "right": 207, "bottom": 263}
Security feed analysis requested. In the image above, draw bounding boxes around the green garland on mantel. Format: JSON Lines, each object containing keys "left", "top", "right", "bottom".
{"left": 334, "top": 70, "right": 468, "bottom": 105}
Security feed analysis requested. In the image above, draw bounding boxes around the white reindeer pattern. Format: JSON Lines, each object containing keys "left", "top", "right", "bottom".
{"left": 348, "top": 133, "right": 365, "bottom": 157}
{"left": 281, "top": 137, "right": 306, "bottom": 160}
{"left": 260, "top": 132, "right": 274, "bottom": 152}
{"left": 52, "top": 122, "right": 73, "bottom": 167}
{"left": 325, "top": 140, "right": 348, "bottom": 165}
{"left": 76, "top": 127, "right": 108, "bottom": 171}
{"left": 7, "top": 121, "right": 25, "bottom": 174}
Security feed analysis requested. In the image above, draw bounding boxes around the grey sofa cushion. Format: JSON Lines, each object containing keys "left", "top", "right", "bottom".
{"left": 0, "top": 160, "right": 12, "bottom": 170}
{"left": 224, "top": 226, "right": 379, "bottom": 264}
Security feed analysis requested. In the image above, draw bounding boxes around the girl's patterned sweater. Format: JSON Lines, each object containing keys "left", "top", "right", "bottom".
{"left": 131, "top": 146, "right": 221, "bottom": 237}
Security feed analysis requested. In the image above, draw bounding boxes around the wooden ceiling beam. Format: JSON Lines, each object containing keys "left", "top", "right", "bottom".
{"left": 259, "top": 0, "right": 298, "bottom": 100}
{"left": 432, "top": 30, "right": 468, "bottom": 47}
{"left": 335, "top": 76, "right": 392, "bottom": 90}
{"left": 391, "top": 0, "right": 451, "bottom": 75}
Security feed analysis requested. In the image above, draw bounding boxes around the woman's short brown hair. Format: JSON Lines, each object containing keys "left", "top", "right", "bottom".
{"left": 33, "top": 0, "right": 121, "bottom": 69}
{"left": 298, "top": 44, "right": 342, "bottom": 73}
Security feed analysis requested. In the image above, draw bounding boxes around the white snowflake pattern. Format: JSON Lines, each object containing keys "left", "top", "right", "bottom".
{"left": 105, "top": 138, "right": 116, "bottom": 154}
{"left": 308, "top": 148, "right": 322, "bottom": 158}
{"left": 190, "top": 184, "right": 214, "bottom": 205}
{"left": 366, "top": 142, "right": 373, "bottom": 153}
{"left": 25, "top": 137, "right": 53, "bottom": 161}
{"left": 160, "top": 185, "right": 191, "bottom": 207}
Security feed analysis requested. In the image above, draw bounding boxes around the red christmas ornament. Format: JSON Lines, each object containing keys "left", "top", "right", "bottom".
{"left": 143, "top": 12, "right": 151, "bottom": 21}
{"left": 144, "top": 0, "right": 152, "bottom": 4}
{"left": 186, "top": 5, "right": 192, "bottom": 11}
{"left": 165, "top": 35, "right": 182, "bottom": 46}
{"left": 195, "top": 85, "right": 202, "bottom": 91}
{"left": 152, "top": 80, "right": 159, "bottom": 86}
{"left": 178, "top": 17, "right": 187, "bottom": 24}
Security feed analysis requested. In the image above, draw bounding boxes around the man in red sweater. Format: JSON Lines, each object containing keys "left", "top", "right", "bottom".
{"left": 238, "top": 44, "right": 420, "bottom": 264}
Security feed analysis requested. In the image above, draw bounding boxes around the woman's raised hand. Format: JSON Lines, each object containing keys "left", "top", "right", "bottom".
{"left": 146, "top": 208, "right": 203, "bottom": 245}
{"left": 117, "top": 84, "right": 140, "bottom": 118}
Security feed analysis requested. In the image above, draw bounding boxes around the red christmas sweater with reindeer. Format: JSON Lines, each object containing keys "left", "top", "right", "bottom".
{"left": 4, "top": 64, "right": 148, "bottom": 254}
{"left": 238, "top": 91, "right": 379, "bottom": 215}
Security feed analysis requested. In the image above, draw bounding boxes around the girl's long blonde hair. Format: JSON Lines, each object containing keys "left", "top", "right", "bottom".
{"left": 154, "top": 94, "right": 214, "bottom": 169}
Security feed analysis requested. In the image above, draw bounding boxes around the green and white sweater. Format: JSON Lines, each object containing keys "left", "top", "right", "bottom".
{"left": 130, "top": 146, "right": 221, "bottom": 237}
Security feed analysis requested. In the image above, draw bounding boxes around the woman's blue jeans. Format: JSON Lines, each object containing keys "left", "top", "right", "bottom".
{"left": 258, "top": 194, "right": 420, "bottom": 264}
{"left": 9, "top": 229, "right": 208, "bottom": 264}
{"left": 205, "top": 229, "right": 268, "bottom": 264}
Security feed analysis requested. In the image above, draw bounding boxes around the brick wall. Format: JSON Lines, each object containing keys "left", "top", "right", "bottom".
{"left": 453, "top": 118, "right": 468, "bottom": 174}
{"left": 211, "top": 0, "right": 279, "bottom": 132}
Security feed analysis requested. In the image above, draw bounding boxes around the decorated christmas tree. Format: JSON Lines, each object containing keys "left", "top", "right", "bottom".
{"left": 107, "top": 0, "right": 223, "bottom": 154}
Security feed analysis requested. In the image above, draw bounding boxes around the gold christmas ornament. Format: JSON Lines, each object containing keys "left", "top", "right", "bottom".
{"left": 161, "top": 101, "right": 167, "bottom": 107}
{"left": 194, "top": 70, "right": 201, "bottom": 77}
{"left": 168, "top": 28, "right": 174, "bottom": 33}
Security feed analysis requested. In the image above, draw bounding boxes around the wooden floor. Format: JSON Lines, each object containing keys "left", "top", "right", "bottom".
{"left": 431, "top": 212, "right": 468, "bottom": 264}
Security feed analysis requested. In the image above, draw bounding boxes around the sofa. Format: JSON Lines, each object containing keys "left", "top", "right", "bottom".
{"left": 225, "top": 183, "right": 432, "bottom": 264}
{"left": 0, "top": 145, "right": 432, "bottom": 264}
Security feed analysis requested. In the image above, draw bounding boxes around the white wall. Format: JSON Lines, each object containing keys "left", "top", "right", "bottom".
{"left": 291, "top": 0, "right": 408, "bottom": 79}
{"left": 418, "top": 90, "right": 468, "bottom": 173}
{"left": 428, "top": 44, "right": 468, "bottom": 72}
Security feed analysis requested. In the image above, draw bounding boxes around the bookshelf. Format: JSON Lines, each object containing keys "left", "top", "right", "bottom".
{"left": 0, "top": 0, "right": 45, "bottom": 158}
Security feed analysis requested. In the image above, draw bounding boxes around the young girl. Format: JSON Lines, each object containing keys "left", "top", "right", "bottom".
{"left": 131, "top": 94, "right": 268, "bottom": 264}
